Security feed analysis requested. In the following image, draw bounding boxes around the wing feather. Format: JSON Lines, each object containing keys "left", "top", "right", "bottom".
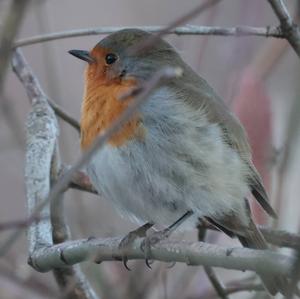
{"left": 174, "top": 67, "right": 277, "bottom": 218}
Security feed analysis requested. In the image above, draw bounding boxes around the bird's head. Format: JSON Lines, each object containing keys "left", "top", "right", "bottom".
{"left": 69, "top": 28, "right": 182, "bottom": 85}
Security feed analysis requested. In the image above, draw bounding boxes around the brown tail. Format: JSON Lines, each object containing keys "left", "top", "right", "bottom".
{"left": 238, "top": 218, "right": 287, "bottom": 296}
{"left": 204, "top": 213, "right": 287, "bottom": 296}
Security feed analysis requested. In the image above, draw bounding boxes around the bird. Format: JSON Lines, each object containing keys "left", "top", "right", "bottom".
{"left": 69, "top": 28, "right": 284, "bottom": 295}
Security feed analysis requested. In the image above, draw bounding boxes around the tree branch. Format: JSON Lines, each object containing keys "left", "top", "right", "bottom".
{"left": 47, "top": 98, "right": 80, "bottom": 133}
{"left": 28, "top": 236, "right": 294, "bottom": 277}
{"left": 50, "top": 147, "right": 99, "bottom": 299}
{"left": 198, "top": 225, "right": 229, "bottom": 299}
{"left": 203, "top": 266, "right": 229, "bottom": 299}
{"left": 60, "top": 165, "right": 98, "bottom": 195}
{"left": 14, "top": 25, "right": 283, "bottom": 48}
{"left": 0, "top": 48, "right": 58, "bottom": 257}
{"left": 188, "top": 283, "right": 264, "bottom": 299}
{"left": 268, "top": 0, "right": 300, "bottom": 57}
{"left": 0, "top": 0, "right": 30, "bottom": 91}
{"left": 267, "top": 2, "right": 300, "bottom": 297}
{"left": 10, "top": 48, "right": 99, "bottom": 299}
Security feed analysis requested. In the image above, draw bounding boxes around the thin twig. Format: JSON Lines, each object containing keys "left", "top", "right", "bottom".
{"left": 13, "top": 25, "right": 283, "bottom": 48}
{"left": 268, "top": 0, "right": 300, "bottom": 57}
{"left": 0, "top": 216, "right": 48, "bottom": 231}
{"left": 224, "top": 284, "right": 264, "bottom": 296}
{"left": 60, "top": 165, "right": 98, "bottom": 194}
{"left": 198, "top": 224, "right": 229, "bottom": 299}
{"left": 130, "top": 0, "right": 226, "bottom": 54}
{"left": 0, "top": 0, "right": 30, "bottom": 91}
{"left": 0, "top": 264, "right": 57, "bottom": 299}
{"left": 190, "top": 282, "right": 264, "bottom": 299}
{"left": 0, "top": 94, "right": 25, "bottom": 147}
{"left": 203, "top": 266, "right": 229, "bottom": 299}
{"left": 47, "top": 98, "right": 80, "bottom": 132}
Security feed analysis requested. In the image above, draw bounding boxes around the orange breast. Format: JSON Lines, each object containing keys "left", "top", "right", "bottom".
{"left": 80, "top": 77, "right": 145, "bottom": 150}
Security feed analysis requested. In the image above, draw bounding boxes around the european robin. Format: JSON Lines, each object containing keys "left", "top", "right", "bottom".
{"left": 69, "top": 29, "right": 284, "bottom": 295}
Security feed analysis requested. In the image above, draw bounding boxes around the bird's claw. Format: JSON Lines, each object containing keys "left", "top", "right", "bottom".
{"left": 141, "top": 228, "right": 171, "bottom": 269}
{"left": 118, "top": 223, "right": 153, "bottom": 271}
{"left": 122, "top": 257, "right": 131, "bottom": 271}
{"left": 145, "top": 259, "right": 154, "bottom": 269}
{"left": 118, "top": 231, "right": 137, "bottom": 271}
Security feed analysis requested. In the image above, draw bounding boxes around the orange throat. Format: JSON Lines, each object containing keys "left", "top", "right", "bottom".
{"left": 80, "top": 76, "right": 144, "bottom": 150}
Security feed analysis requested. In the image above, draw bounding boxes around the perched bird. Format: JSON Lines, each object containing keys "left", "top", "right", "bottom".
{"left": 69, "top": 29, "right": 283, "bottom": 295}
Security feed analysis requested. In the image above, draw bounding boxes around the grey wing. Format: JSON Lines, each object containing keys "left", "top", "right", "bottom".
{"left": 177, "top": 70, "right": 277, "bottom": 218}
{"left": 210, "top": 99, "right": 277, "bottom": 219}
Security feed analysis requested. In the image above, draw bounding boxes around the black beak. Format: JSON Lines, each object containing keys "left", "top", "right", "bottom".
{"left": 68, "top": 49, "right": 95, "bottom": 63}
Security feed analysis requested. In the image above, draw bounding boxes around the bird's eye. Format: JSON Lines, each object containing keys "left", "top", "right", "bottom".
{"left": 105, "top": 53, "right": 118, "bottom": 65}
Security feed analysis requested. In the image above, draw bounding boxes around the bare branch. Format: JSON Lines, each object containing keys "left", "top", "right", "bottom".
{"left": 0, "top": 263, "right": 57, "bottom": 299}
{"left": 198, "top": 225, "right": 228, "bottom": 299}
{"left": 189, "top": 282, "right": 264, "bottom": 299}
{"left": 224, "top": 283, "right": 264, "bottom": 296}
{"left": 129, "top": 0, "right": 232, "bottom": 54}
{"left": 11, "top": 48, "right": 45, "bottom": 100}
{"left": 0, "top": 0, "right": 30, "bottom": 91}
{"left": 47, "top": 98, "right": 80, "bottom": 133}
{"left": 268, "top": 0, "right": 300, "bottom": 57}
{"left": 265, "top": 4, "right": 300, "bottom": 294}
{"left": 0, "top": 49, "right": 58, "bottom": 257}
{"left": 1, "top": 213, "right": 299, "bottom": 249}
{"left": 50, "top": 148, "right": 99, "bottom": 299}
{"left": 60, "top": 165, "right": 98, "bottom": 195}
{"left": 28, "top": 236, "right": 294, "bottom": 277}
{"left": 11, "top": 48, "right": 98, "bottom": 299}
{"left": 0, "top": 216, "right": 48, "bottom": 231}
{"left": 25, "top": 96, "right": 58, "bottom": 255}
{"left": 13, "top": 25, "right": 283, "bottom": 48}
{"left": 203, "top": 266, "right": 229, "bottom": 299}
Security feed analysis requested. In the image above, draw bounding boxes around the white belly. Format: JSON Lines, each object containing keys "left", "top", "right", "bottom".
{"left": 87, "top": 118, "right": 250, "bottom": 229}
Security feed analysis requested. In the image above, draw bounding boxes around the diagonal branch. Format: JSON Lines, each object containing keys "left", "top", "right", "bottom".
{"left": 268, "top": 0, "right": 300, "bottom": 57}
{"left": 203, "top": 266, "right": 229, "bottom": 299}
{"left": 47, "top": 98, "right": 80, "bottom": 132}
{"left": 0, "top": 0, "right": 30, "bottom": 91}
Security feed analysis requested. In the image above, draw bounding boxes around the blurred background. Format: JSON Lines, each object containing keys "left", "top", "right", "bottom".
{"left": 0, "top": 0, "right": 300, "bottom": 298}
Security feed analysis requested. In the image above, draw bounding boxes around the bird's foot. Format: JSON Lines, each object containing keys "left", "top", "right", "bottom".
{"left": 118, "top": 222, "right": 153, "bottom": 270}
{"left": 141, "top": 227, "right": 173, "bottom": 268}
{"left": 140, "top": 211, "right": 193, "bottom": 268}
